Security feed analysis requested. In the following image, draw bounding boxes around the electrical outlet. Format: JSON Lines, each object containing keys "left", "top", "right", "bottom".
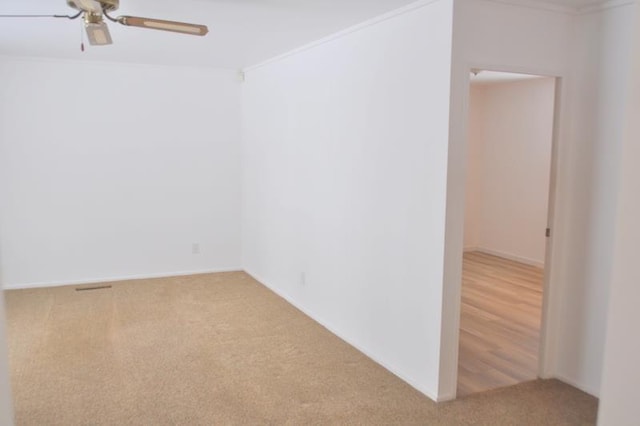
{"left": 192, "top": 243, "right": 200, "bottom": 255}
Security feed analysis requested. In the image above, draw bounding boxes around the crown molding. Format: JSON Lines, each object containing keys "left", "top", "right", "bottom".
{"left": 478, "top": 0, "right": 577, "bottom": 14}
{"left": 244, "top": 0, "right": 442, "bottom": 72}
{"left": 577, "top": 0, "right": 635, "bottom": 14}
{"left": 479, "top": 0, "right": 635, "bottom": 15}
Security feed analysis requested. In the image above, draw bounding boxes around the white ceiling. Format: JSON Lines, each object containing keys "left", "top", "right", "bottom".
{"left": 0, "top": 0, "right": 421, "bottom": 69}
{"left": 0, "top": 0, "right": 610, "bottom": 69}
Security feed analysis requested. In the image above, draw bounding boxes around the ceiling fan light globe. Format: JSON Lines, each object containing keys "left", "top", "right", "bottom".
{"left": 86, "top": 22, "right": 113, "bottom": 45}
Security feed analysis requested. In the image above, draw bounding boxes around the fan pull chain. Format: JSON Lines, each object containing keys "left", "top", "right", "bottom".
{"left": 80, "top": 20, "right": 85, "bottom": 52}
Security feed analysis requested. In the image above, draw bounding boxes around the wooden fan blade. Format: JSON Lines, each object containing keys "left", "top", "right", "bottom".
{"left": 117, "top": 16, "right": 208, "bottom": 36}
{"left": 0, "top": 14, "right": 82, "bottom": 19}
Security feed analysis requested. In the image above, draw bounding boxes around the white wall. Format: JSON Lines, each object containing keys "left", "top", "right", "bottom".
{"left": 598, "top": 2, "right": 640, "bottom": 424}
{"left": 241, "top": 0, "right": 453, "bottom": 400}
{"left": 440, "top": 0, "right": 574, "bottom": 399}
{"left": 0, "top": 58, "right": 242, "bottom": 288}
{"left": 550, "top": 3, "right": 636, "bottom": 396}
{"left": 464, "top": 78, "right": 555, "bottom": 267}
{"left": 443, "top": 0, "right": 637, "bottom": 399}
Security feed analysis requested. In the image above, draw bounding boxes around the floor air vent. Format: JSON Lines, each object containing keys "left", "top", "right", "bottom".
{"left": 75, "top": 285, "right": 112, "bottom": 292}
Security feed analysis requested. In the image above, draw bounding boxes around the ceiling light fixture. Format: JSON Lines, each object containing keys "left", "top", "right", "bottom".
{"left": 85, "top": 22, "right": 112, "bottom": 45}
{"left": 68, "top": 0, "right": 103, "bottom": 14}
{"left": 84, "top": 12, "right": 113, "bottom": 45}
{"left": 0, "top": 0, "right": 209, "bottom": 47}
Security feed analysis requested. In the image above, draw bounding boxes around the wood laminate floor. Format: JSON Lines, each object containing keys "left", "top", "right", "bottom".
{"left": 457, "top": 251, "right": 544, "bottom": 397}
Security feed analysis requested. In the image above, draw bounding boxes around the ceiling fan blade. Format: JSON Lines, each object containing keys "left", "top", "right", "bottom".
{"left": 85, "top": 20, "right": 113, "bottom": 45}
{"left": 117, "top": 16, "right": 208, "bottom": 36}
{"left": 67, "top": 0, "right": 102, "bottom": 14}
{"left": 0, "top": 12, "right": 83, "bottom": 19}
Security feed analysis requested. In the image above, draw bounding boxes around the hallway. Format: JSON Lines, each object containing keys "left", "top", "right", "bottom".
{"left": 457, "top": 251, "right": 544, "bottom": 397}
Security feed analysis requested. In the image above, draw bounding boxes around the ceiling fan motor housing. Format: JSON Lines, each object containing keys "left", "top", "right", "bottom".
{"left": 66, "top": 0, "right": 120, "bottom": 13}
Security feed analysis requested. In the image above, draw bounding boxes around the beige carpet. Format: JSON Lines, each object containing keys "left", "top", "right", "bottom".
{"left": 4, "top": 272, "right": 597, "bottom": 425}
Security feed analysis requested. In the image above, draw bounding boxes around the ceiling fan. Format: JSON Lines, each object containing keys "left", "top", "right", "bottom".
{"left": 0, "top": 0, "right": 209, "bottom": 46}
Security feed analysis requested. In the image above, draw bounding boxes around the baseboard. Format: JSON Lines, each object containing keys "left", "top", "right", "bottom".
{"left": 243, "top": 268, "right": 440, "bottom": 403}
{"left": 552, "top": 373, "right": 599, "bottom": 398}
{"left": 436, "top": 391, "right": 458, "bottom": 402}
{"left": 2, "top": 267, "right": 243, "bottom": 290}
{"left": 469, "top": 247, "right": 545, "bottom": 268}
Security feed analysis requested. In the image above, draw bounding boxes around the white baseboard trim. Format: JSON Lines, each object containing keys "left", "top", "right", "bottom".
{"left": 466, "top": 247, "right": 545, "bottom": 268}
{"left": 2, "top": 267, "right": 243, "bottom": 290}
{"left": 243, "top": 268, "right": 440, "bottom": 403}
{"left": 436, "top": 391, "right": 458, "bottom": 402}
{"left": 552, "top": 373, "right": 599, "bottom": 398}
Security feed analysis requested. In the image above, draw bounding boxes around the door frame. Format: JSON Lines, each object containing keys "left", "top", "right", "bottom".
{"left": 0, "top": 281, "right": 14, "bottom": 424}
{"left": 437, "top": 62, "right": 565, "bottom": 401}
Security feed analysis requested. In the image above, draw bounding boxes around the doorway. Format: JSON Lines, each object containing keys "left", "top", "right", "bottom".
{"left": 456, "top": 70, "right": 557, "bottom": 397}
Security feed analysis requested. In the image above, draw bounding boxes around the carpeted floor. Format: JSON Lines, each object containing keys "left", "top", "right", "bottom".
{"left": 4, "top": 272, "right": 597, "bottom": 425}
